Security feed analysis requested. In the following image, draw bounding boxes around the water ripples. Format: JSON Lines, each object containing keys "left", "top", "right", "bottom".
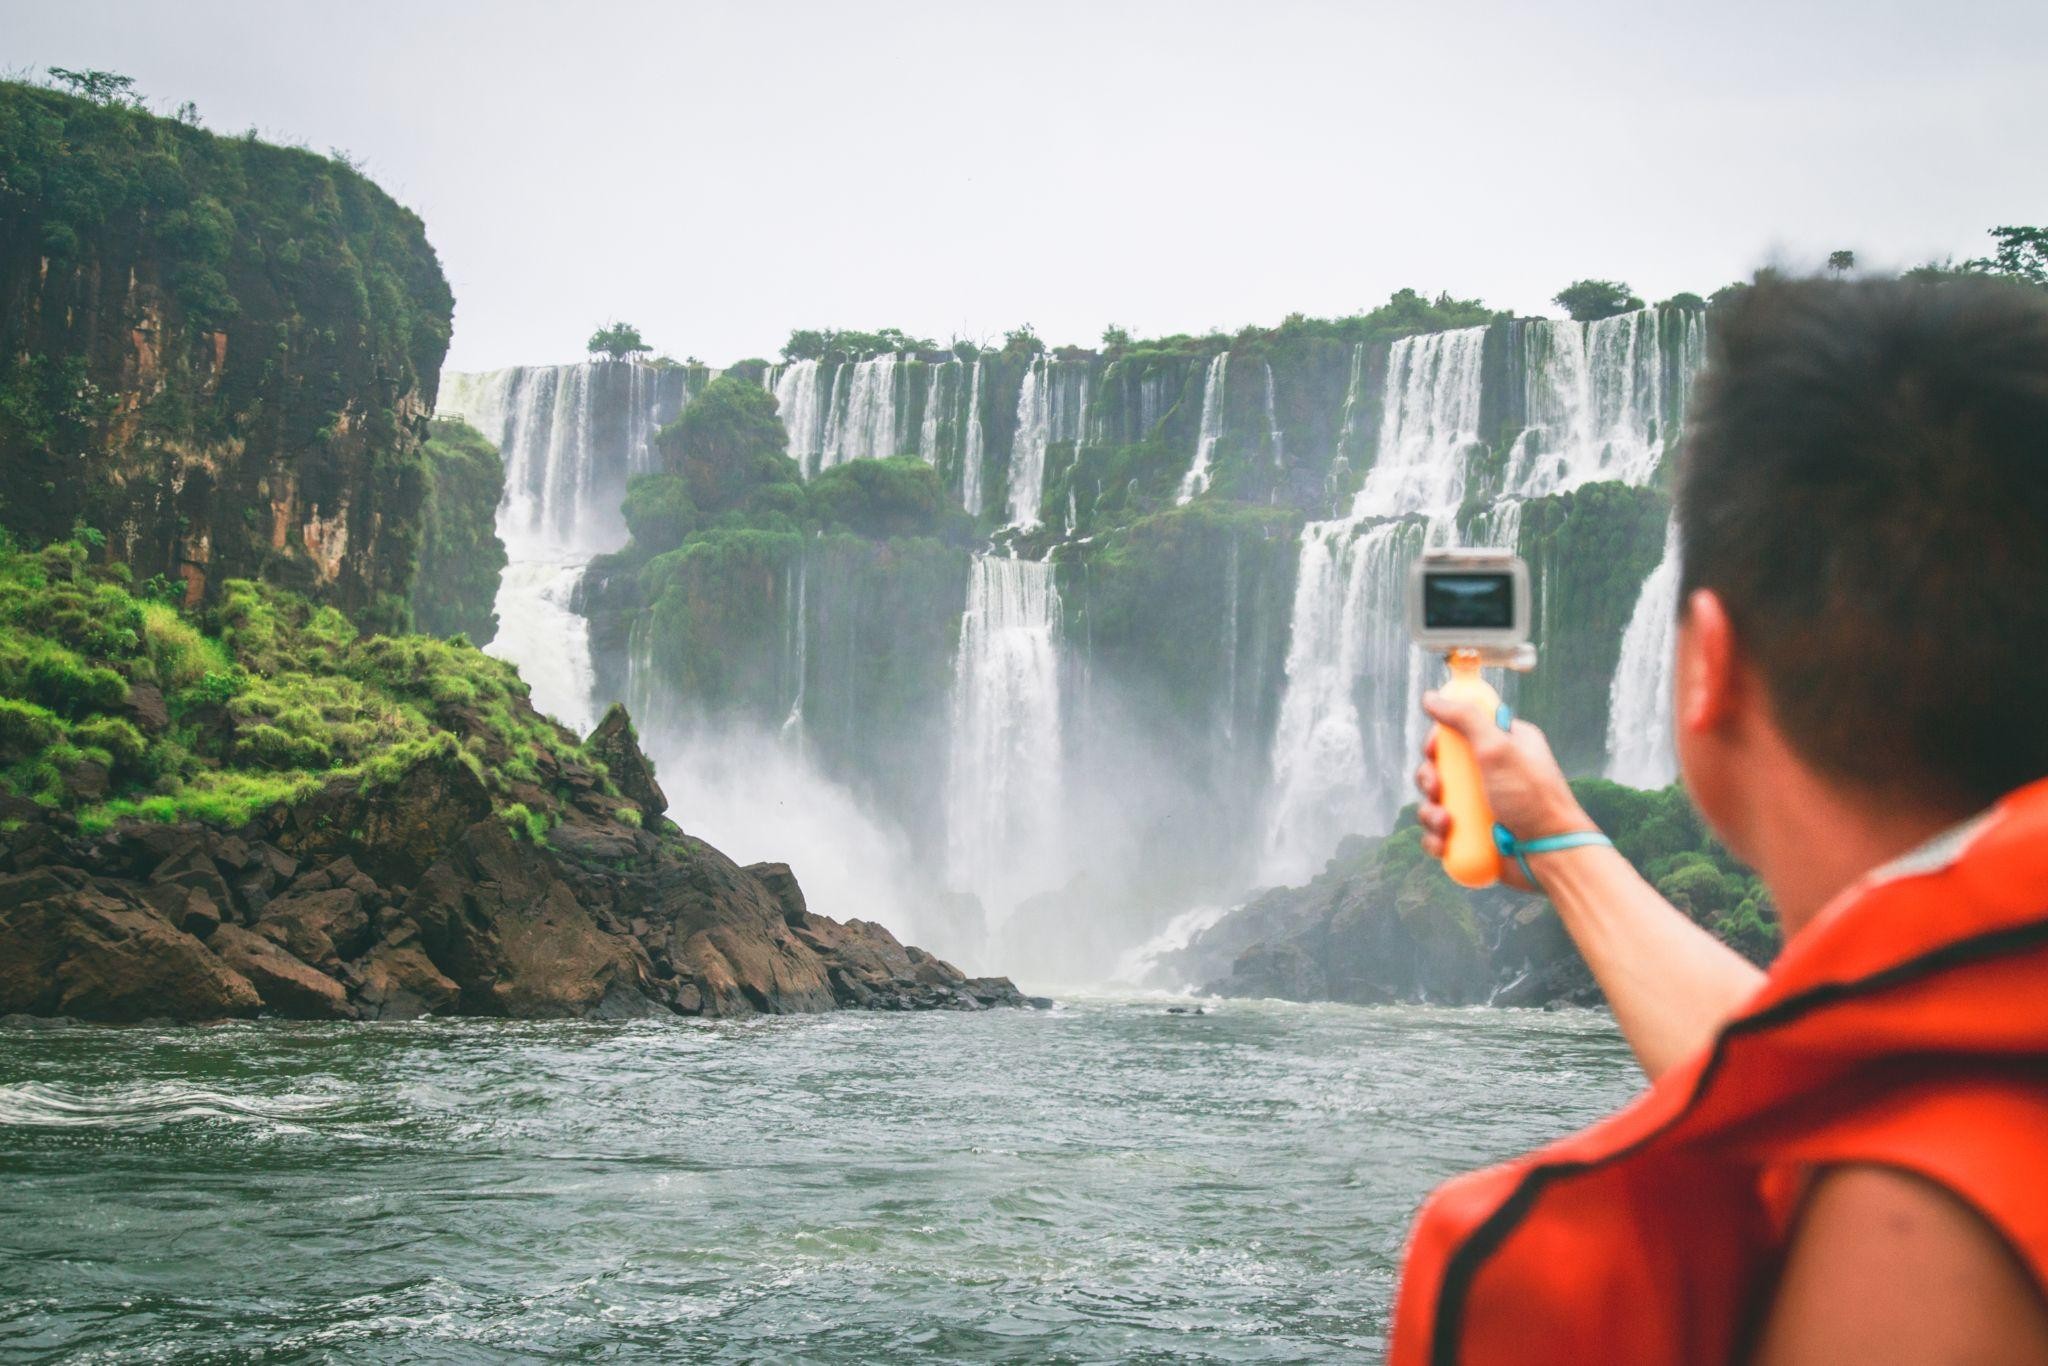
{"left": 0, "top": 998, "right": 1634, "bottom": 1362}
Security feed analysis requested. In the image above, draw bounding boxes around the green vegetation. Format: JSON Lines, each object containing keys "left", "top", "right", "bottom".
{"left": 780, "top": 327, "right": 938, "bottom": 362}
{"left": 1571, "top": 779, "right": 1778, "bottom": 963}
{"left": 807, "top": 456, "right": 973, "bottom": 543}
{"left": 410, "top": 418, "right": 507, "bottom": 642}
{"left": 1552, "top": 279, "right": 1645, "bottom": 322}
{"left": 1963, "top": 225, "right": 2048, "bottom": 287}
{"left": 0, "top": 534, "right": 609, "bottom": 836}
{"left": 587, "top": 321, "right": 651, "bottom": 361}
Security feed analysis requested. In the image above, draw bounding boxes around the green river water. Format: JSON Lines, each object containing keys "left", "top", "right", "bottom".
{"left": 0, "top": 999, "right": 1636, "bottom": 1362}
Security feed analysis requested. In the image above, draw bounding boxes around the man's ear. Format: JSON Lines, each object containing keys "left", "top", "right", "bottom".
{"left": 1677, "top": 588, "right": 1741, "bottom": 734}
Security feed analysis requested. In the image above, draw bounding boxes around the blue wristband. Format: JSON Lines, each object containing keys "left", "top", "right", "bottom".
{"left": 1492, "top": 825, "right": 1613, "bottom": 885}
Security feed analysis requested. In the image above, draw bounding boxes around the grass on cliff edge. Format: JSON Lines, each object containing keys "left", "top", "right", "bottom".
{"left": 0, "top": 535, "right": 614, "bottom": 837}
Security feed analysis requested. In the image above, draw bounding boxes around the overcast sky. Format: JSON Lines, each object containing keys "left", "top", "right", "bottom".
{"left": 9, "top": 0, "right": 2045, "bottom": 373}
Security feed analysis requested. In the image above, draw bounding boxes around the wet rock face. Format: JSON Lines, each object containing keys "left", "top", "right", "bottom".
{"left": 0, "top": 712, "right": 1030, "bottom": 1024}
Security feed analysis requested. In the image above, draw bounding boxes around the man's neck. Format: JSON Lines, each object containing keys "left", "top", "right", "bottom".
{"left": 1744, "top": 768, "right": 1971, "bottom": 939}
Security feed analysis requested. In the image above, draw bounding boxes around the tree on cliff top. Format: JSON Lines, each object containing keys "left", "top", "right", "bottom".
{"left": 587, "top": 322, "right": 650, "bottom": 362}
{"left": 46, "top": 67, "right": 141, "bottom": 107}
{"left": 780, "top": 327, "right": 936, "bottom": 362}
{"left": 1965, "top": 226, "right": 2048, "bottom": 288}
{"left": 1552, "top": 279, "right": 1644, "bottom": 322}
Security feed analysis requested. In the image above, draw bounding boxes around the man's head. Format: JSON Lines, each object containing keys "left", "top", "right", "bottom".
{"left": 1673, "top": 277, "right": 2048, "bottom": 855}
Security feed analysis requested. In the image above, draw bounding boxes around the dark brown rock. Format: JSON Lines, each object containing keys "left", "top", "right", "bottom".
{"left": 208, "top": 924, "right": 354, "bottom": 1019}
{"left": 351, "top": 934, "right": 459, "bottom": 1020}
{"left": 405, "top": 818, "right": 651, "bottom": 1017}
{"left": 744, "top": 862, "right": 807, "bottom": 925}
{"left": 584, "top": 704, "right": 667, "bottom": 821}
{"left": 0, "top": 869, "right": 259, "bottom": 1021}
{"left": 256, "top": 887, "right": 369, "bottom": 970}
{"left": 276, "top": 747, "right": 492, "bottom": 887}
{"left": 122, "top": 682, "right": 170, "bottom": 736}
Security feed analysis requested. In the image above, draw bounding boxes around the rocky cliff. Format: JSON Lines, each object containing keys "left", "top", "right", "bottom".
{"left": 0, "top": 80, "right": 454, "bottom": 630}
{"left": 0, "top": 540, "right": 1027, "bottom": 1022}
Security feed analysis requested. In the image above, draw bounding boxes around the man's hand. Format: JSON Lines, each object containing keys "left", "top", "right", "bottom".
{"left": 1413, "top": 689, "right": 1592, "bottom": 892}
{"left": 1412, "top": 689, "right": 1767, "bottom": 1079}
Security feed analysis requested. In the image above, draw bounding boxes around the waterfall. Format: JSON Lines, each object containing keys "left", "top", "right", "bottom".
{"left": 819, "top": 355, "right": 902, "bottom": 472}
{"left": 945, "top": 554, "right": 1064, "bottom": 920}
{"left": 771, "top": 360, "right": 828, "bottom": 475}
{"left": 1502, "top": 308, "right": 1703, "bottom": 498}
{"left": 917, "top": 360, "right": 957, "bottom": 468}
{"left": 1263, "top": 361, "right": 1285, "bottom": 468}
{"left": 1176, "top": 353, "right": 1229, "bottom": 504}
{"left": 961, "top": 361, "right": 986, "bottom": 516}
{"left": 1005, "top": 358, "right": 1087, "bottom": 529}
{"left": 1259, "top": 326, "right": 1487, "bottom": 883}
{"left": 781, "top": 555, "right": 809, "bottom": 749}
{"left": 1606, "top": 521, "right": 1681, "bottom": 787}
{"left": 440, "top": 360, "right": 691, "bottom": 734}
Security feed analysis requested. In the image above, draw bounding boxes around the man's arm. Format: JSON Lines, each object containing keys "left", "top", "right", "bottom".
{"left": 1753, "top": 1164, "right": 2048, "bottom": 1364}
{"left": 1416, "top": 692, "right": 1765, "bottom": 1079}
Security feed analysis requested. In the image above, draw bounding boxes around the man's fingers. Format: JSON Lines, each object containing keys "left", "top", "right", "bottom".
{"left": 1417, "top": 801, "right": 1449, "bottom": 835}
{"left": 1420, "top": 830, "right": 1446, "bottom": 859}
{"left": 1422, "top": 690, "right": 1493, "bottom": 741}
{"left": 1414, "top": 759, "right": 1441, "bottom": 801}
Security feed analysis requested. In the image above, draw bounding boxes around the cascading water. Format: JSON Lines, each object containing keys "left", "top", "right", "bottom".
{"left": 441, "top": 361, "right": 691, "bottom": 734}
{"left": 1606, "top": 521, "right": 1682, "bottom": 787}
{"left": 819, "top": 356, "right": 903, "bottom": 471}
{"left": 1005, "top": 358, "right": 1088, "bottom": 529}
{"left": 916, "top": 360, "right": 961, "bottom": 469}
{"left": 945, "top": 554, "right": 1065, "bottom": 921}
{"left": 1260, "top": 328, "right": 1487, "bottom": 883}
{"left": 961, "top": 361, "right": 986, "bottom": 516}
{"left": 1502, "top": 308, "right": 1705, "bottom": 497}
{"left": 1176, "top": 353, "right": 1229, "bottom": 503}
{"left": 1263, "top": 361, "right": 1285, "bottom": 469}
{"left": 769, "top": 360, "right": 827, "bottom": 473}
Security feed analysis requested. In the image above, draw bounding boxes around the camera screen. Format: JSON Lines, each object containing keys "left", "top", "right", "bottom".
{"left": 1423, "top": 571, "right": 1515, "bottom": 630}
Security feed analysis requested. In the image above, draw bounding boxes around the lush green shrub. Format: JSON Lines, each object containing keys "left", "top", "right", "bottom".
{"left": 621, "top": 473, "right": 698, "bottom": 554}
{"left": 806, "top": 456, "right": 970, "bottom": 542}
{"left": 0, "top": 537, "right": 612, "bottom": 833}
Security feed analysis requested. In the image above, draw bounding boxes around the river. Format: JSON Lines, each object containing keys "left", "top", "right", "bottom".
{"left": 0, "top": 999, "right": 1635, "bottom": 1362}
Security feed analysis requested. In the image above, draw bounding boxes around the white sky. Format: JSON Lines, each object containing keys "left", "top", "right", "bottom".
{"left": 9, "top": 0, "right": 2045, "bottom": 373}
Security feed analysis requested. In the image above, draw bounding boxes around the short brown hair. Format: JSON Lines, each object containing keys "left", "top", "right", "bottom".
{"left": 1677, "top": 277, "right": 2048, "bottom": 812}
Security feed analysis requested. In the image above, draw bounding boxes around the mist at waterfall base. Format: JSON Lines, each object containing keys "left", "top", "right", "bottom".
{"left": 0, "top": 1003, "right": 1637, "bottom": 1361}
{"left": 442, "top": 307, "right": 1698, "bottom": 989}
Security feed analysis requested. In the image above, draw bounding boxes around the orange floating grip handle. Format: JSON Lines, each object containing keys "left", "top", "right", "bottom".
{"left": 1433, "top": 653, "right": 1502, "bottom": 888}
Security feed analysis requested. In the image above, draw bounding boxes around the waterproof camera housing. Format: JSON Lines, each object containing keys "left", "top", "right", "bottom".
{"left": 1408, "top": 547, "right": 1535, "bottom": 668}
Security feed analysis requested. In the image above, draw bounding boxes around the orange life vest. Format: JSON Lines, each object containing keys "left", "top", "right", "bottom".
{"left": 1390, "top": 776, "right": 2048, "bottom": 1366}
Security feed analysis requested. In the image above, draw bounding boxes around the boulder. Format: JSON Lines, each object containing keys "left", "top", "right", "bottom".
{"left": 744, "top": 862, "right": 807, "bottom": 924}
{"left": 0, "top": 868, "right": 259, "bottom": 1021}
{"left": 122, "top": 682, "right": 170, "bottom": 735}
{"left": 351, "top": 931, "right": 460, "bottom": 1020}
{"left": 207, "top": 924, "right": 354, "bottom": 1019}
{"left": 256, "top": 887, "right": 369, "bottom": 970}
{"left": 584, "top": 703, "right": 668, "bottom": 820}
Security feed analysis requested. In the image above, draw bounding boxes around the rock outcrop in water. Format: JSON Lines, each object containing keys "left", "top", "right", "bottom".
{"left": 1160, "top": 781, "right": 1781, "bottom": 1008}
{"left": 0, "top": 705, "right": 1027, "bottom": 1023}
